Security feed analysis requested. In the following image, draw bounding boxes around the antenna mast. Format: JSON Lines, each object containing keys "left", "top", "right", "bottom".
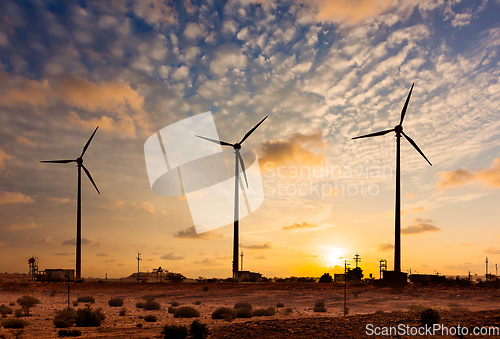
{"left": 137, "top": 252, "right": 142, "bottom": 283}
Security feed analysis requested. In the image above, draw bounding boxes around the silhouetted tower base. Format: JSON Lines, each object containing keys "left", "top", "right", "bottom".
{"left": 28, "top": 256, "right": 38, "bottom": 282}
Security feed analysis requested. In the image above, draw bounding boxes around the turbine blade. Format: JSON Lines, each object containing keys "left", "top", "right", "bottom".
{"left": 400, "top": 83, "right": 414, "bottom": 125}
{"left": 40, "top": 160, "right": 76, "bottom": 163}
{"left": 238, "top": 153, "right": 249, "bottom": 188}
{"left": 351, "top": 129, "right": 394, "bottom": 140}
{"left": 239, "top": 116, "right": 268, "bottom": 144}
{"left": 82, "top": 165, "right": 100, "bottom": 194}
{"left": 402, "top": 132, "right": 432, "bottom": 166}
{"left": 81, "top": 126, "right": 99, "bottom": 157}
{"left": 196, "top": 135, "right": 234, "bottom": 146}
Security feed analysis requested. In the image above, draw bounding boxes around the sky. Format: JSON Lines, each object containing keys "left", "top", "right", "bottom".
{"left": 0, "top": 0, "right": 499, "bottom": 280}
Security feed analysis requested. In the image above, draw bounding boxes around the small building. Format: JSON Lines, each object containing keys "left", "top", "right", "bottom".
{"left": 38, "top": 269, "right": 75, "bottom": 282}
{"left": 238, "top": 271, "right": 261, "bottom": 282}
{"left": 334, "top": 273, "right": 345, "bottom": 282}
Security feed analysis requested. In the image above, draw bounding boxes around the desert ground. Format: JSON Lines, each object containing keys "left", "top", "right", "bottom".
{"left": 1, "top": 274, "right": 500, "bottom": 338}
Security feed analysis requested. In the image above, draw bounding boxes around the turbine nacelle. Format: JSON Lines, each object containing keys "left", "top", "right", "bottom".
{"left": 76, "top": 157, "right": 83, "bottom": 166}
{"left": 233, "top": 143, "right": 242, "bottom": 150}
{"left": 394, "top": 125, "right": 403, "bottom": 134}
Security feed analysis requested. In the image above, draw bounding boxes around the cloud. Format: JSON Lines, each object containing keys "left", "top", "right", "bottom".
{"left": 47, "top": 197, "right": 74, "bottom": 204}
{"left": 54, "top": 252, "right": 71, "bottom": 256}
{"left": 209, "top": 44, "right": 247, "bottom": 75}
{"left": 241, "top": 242, "right": 271, "bottom": 250}
{"left": 405, "top": 193, "right": 416, "bottom": 199}
{"left": 282, "top": 222, "right": 317, "bottom": 231}
{"left": 401, "top": 218, "right": 441, "bottom": 235}
{"left": 100, "top": 201, "right": 156, "bottom": 214}
{"left": 308, "top": 0, "right": 396, "bottom": 25}
{"left": 0, "top": 192, "right": 35, "bottom": 205}
{"left": 161, "top": 252, "right": 185, "bottom": 260}
{"left": 402, "top": 206, "right": 424, "bottom": 214}
{"left": 436, "top": 158, "right": 500, "bottom": 189}
{"left": 485, "top": 247, "right": 500, "bottom": 255}
{"left": 259, "top": 130, "right": 326, "bottom": 169}
{"left": 61, "top": 238, "right": 102, "bottom": 247}
{"left": 184, "top": 22, "right": 204, "bottom": 39}
{"left": 15, "top": 135, "right": 37, "bottom": 147}
{"left": 7, "top": 220, "right": 41, "bottom": 231}
{"left": 0, "top": 149, "right": 13, "bottom": 172}
{"left": 254, "top": 255, "right": 266, "bottom": 260}
{"left": 96, "top": 253, "right": 109, "bottom": 257}
{"left": 378, "top": 243, "right": 394, "bottom": 251}
{"left": 193, "top": 258, "right": 223, "bottom": 266}
{"left": 133, "top": 0, "right": 176, "bottom": 26}
{"left": 0, "top": 71, "right": 151, "bottom": 138}
{"left": 173, "top": 226, "right": 225, "bottom": 240}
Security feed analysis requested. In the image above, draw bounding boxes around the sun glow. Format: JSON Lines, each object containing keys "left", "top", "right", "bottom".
{"left": 325, "top": 247, "right": 345, "bottom": 267}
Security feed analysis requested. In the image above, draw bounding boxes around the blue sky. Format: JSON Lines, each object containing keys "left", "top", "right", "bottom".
{"left": 1, "top": 0, "right": 500, "bottom": 279}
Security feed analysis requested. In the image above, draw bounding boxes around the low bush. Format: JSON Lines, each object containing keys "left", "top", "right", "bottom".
{"left": 194, "top": 300, "right": 202, "bottom": 305}
{"left": 234, "top": 302, "right": 252, "bottom": 310}
{"left": 276, "top": 302, "right": 284, "bottom": 308}
{"left": 0, "top": 305, "right": 13, "bottom": 317}
{"left": 190, "top": 319, "right": 209, "bottom": 339}
{"left": 119, "top": 308, "right": 127, "bottom": 316}
{"left": 420, "top": 308, "right": 440, "bottom": 326}
{"left": 168, "top": 306, "right": 178, "bottom": 314}
{"left": 72, "top": 301, "right": 79, "bottom": 307}
{"left": 253, "top": 307, "right": 275, "bottom": 317}
{"left": 144, "top": 315, "right": 157, "bottom": 322}
{"left": 136, "top": 323, "right": 142, "bottom": 328}
{"left": 162, "top": 323, "right": 188, "bottom": 339}
{"left": 1, "top": 318, "right": 29, "bottom": 329}
{"left": 142, "top": 295, "right": 156, "bottom": 302}
{"left": 108, "top": 298, "right": 124, "bottom": 307}
{"left": 9, "top": 302, "right": 15, "bottom": 307}
{"left": 174, "top": 306, "right": 200, "bottom": 318}
{"left": 284, "top": 307, "right": 293, "bottom": 315}
{"left": 313, "top": 300, "right": 326, "bottom": 313}
{"left": 211, "top": 307, "right": 235, "bottom": 321}
{"left": 170, "top": 301, "right": 180, "bottom": 307}
{"left": 144, "top": 301, "right": 160, "bottom": 310}
{"left": 202, "top": 286, "right": 209, "bottom": 292}
{"left": 14, "top": 309, "right": 23, "bottom": 318}
{"left": 235, "top": 307, "right": 253, "bottom": 318}
{"left": 138, "top": 315, "right": 143, "bottom": 319}
{"left": 76, "top": 296, "right": 95, "bottom": 303}
{"left": 58, "top": 329, "right": 81, "bottom": 337}
{"left": 75, "top": 305, "right": 103, "bottom": 327}
{"left": 375, "top": 310, "right": 385, "bottom": 314}
{"left": 407, "top": 305, "right": 426, "bottom": 312}
{"left": 135, "top": 302, "right": 144, "bottom": 309}
{"left": 53, "top": 308, "right": 76, "bottom": 328}
{"left": 17, "top": 295, "right": 41, "bottom": 316}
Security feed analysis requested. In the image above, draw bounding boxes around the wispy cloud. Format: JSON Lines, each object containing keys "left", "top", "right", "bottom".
{"left": 0, "top": 192, "right": 35, "bottom": 205}
{"left": 282, "top": 222, "right": 317, "bottom": 231}
{"left": 161, "top": 252, "right": 185, "bottom": 260}
{"left": 61, "top": 238, "right": 102, "bottom": 247}
{"left": 173, "top": 226, "right": 225, "bottom": 240}
{"left": 378, "top": 243, "right": 394, "bottom": 252}
{"left": 7, "top": 220, "right": 42, "bottom": 231}
{"left": 241, "top": 242, "right": 272, "bottom": 250}
{"left": 402, "top": 218, "right": 441, "bottom": 235}
{"left": 436, "top": 158, "right": 500, "bottom": 189}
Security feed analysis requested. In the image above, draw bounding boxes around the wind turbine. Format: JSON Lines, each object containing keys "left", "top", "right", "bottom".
{"left": 41, "top": 126, "right": 100, "bottom": 281}
{"left": 352, "top": 84, "right": 431, "bottom": 274}
{"left": 196, "top": 116, "right": 267, "bottom": 279}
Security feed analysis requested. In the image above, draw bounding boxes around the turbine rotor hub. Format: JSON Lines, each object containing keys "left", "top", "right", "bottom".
{"left": 234, "top": 143, "right": 241, "bottom": 149}
{"left": 394, "top": 125, "right": 403, "bottom": 134}
{"left": 76, "top": 158, "right": 83, "bottom": 165}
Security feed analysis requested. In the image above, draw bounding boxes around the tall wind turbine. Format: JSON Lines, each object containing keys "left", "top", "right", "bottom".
{"left": 41, "top": 127, "right": 100, "bottom": 280}
{"left": 352, "top": 84, "right": 431, "bottom": 274}
{"left": 196, "top": 116, "right": 267, "bottom": 279}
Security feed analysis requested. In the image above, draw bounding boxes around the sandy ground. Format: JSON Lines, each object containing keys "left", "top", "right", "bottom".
{"left": 1, "top": 278, "right": 500, "bottom": 338}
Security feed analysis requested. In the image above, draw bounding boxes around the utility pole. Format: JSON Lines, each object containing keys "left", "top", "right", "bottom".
{"left": 136, "top": 252, "right": 142, "bottom": 283}
{"left": 344, "top": 260, "right": 350, "bottom": 316}
{"left": 353, "top": 253, "right": 361, "bottom": 268}
{"left": 240, "top": 252, "right": 244, "bottom": 272}
{"left": 496, "top": 264, "right": 498, "bottom": 278}
{"left": 67, "top": 269, "right": 70, "bottom": 309}
{"left": 486, "top": 257, "right": 489, "bottom": 280}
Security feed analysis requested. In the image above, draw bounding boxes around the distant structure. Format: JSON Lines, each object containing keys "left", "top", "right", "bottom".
{"left": 136, "top": 252, "right": 142, "bottom": 283}
{"left": 486, "top": 257, "right": 489, "bottom": 278}
{"left": 240, "top": 252, "right": 244, "bottom": 272}
{"left": 28, "top": 256, "right": 38, "bottom": 282}
{"left": 379, "top": 259, "right": 387, "bottom": 279}
{"left": 38, "top": 269, "right": 74, "bottom": 282}
{"left": 41, "top": 126, "right": 100, "bottom": 280}
{"left": 352, "top": 84, "right": 431, "bottom": 283}
{"left": 197, "top": 116, "right": 268, "bottom": 279}
{"left": 354, "top": 253, "right": 361, "bottom": 268}
{"left": 153, "top": 266, "right": 163, "bottom": 283}
{"left": 238, "top": 271, "right": 261, "bottom": 282}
